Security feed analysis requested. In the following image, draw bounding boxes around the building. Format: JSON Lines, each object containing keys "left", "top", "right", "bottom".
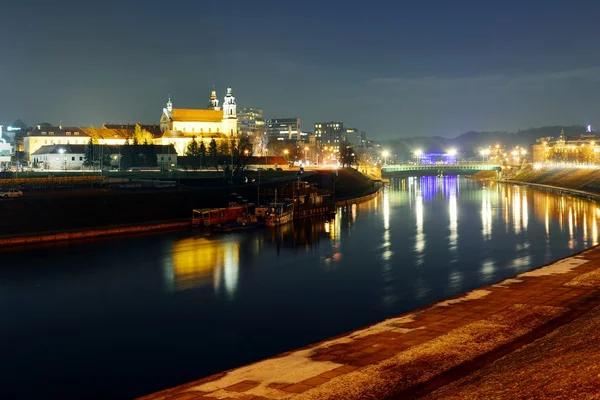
{"left": 343, "top": 128, "right": 365, "bottom": 148}
{"left": 23, "top": 87, "right": 239, "bottom": 161}
{"left": 265, "top": 117, "right": 301, "bottom": 141}
{"left": 0, "top": 125, "right": 13, "bottom": 167}
{"left": 31, "top": 144, "right": 177, "bottom": 170}
{"left": 159, "top": 87, "right": 238, "bottom": 155}
{"left": 532, "top": 129, "right": 600, "bottom": 164}
{"left": 237, "top": 108, "right": 265, "bottom": 136}
{"left": 314, "top": 122, "right": 344, "bottom": 147}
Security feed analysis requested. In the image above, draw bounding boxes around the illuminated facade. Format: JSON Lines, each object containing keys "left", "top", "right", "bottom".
{"left": 0, "top": 125, "right": 13, "bottom": 165}
{"left": 159, "top": 87, "right": 238, "bottom": 155}
{"left": 314, "top": 121, "right": 344, "bottom": 147}
{"left": 237, "top": 107, "right": 265, "bottom": 136}
{"left": 265, "top": 117, "right": 301, "bottom": 141}
{"left": 417, "top": 152, "right": 458, "bottom": 165}
{"left": 531, "top": 129, "right": 600, "bottom": 164}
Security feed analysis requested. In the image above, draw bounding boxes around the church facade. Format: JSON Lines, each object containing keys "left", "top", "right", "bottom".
{"left": 158, "top": 87, "right": 238, "bottom": 155}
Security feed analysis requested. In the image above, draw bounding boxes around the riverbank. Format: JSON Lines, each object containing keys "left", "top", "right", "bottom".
{"left": 471, "top": 166, "right": 600, "bottom": 201}
{"left": 0, "top": 168, "right": 378, "bottom": 246}
{"left": 140, "top": 243, "right": 600, "bottom": 400}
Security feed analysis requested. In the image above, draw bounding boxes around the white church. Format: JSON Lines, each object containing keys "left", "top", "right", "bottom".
{"left": 158, "top": 87, "right": 238, "bottom": 155}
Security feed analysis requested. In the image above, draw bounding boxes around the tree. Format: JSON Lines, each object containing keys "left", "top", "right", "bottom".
{"left": 218, "top": 139, "right": 230, "bottom": 156}
{"left": 83, "top": 138, "right": 96, "bottom": 167}
{"left": 209, "top": 139, "right": 218, "bottom": 170}
{"left": 186, "top": 136, "right": 200, "bottom": 156}
{"left": 340, "top": 141, "right": 356, "bottom": 167}
{"left": 199, "top": 141, "right": 207, "bottom": 168}
{"left": 120, "top": 139, "right": 134, "bottom": 170}
{"left": 133, "top": 123, "right": 154, "bottom": 145}
{"left": 141, "top": 143, "right": 158, "bottom": 167}
{"left": 87, "top": 125, "right": 100, "bottom": 144}
{"left": 232, "top": 134, "right": 253, "bottom": 174}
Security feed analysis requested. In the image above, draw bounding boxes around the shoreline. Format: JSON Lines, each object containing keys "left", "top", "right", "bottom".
{"left": 0, "top": 183, "right": 384, "bottom": 248}
{"left": 139, "top": 241, "right": 600, "bottom": 399}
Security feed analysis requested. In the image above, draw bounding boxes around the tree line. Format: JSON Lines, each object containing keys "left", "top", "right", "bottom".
{"left": 184, "top": 134, "right": 253, "bottom": 174}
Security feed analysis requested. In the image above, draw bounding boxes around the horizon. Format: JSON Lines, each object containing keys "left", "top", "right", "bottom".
{"left": 2, "top": 1, "right": 600, "bottom": 139}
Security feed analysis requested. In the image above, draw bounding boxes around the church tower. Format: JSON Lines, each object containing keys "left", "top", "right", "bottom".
{"left": 208, "top": 88, "right": 220, "bottom": 110}
{"left": 223, "top": 87, "right": 236, "bottom": 118}
{"left": 222, "top": 86, "right": 238, "bottom": 137}
{"left": 166, "top": 94, "right": 173, "bottom": 113}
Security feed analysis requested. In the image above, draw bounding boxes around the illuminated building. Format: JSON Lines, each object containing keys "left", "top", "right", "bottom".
{"left": 314, "top": 121, "right": 344, "bottom": 147}
{"left": 0, "top": 125, "right": 13, "bottom": 166}
{"left": 159, "top": 87, "right": 238, "bottom": 155}
{"left": 30, "top": 144, "right": 177, "bottom": 170}
{"left": 531, "top": 129, "right": 600, "bottom": 164}
{"left": 23, "top": 88, "right": 239, "bottom": 160}
{"left": 237, "top": 107, "right": 265, "bottom": 136}
{"left": 416, "top": 152, "right": 458, "bottom": 165}
{"left": 265, "top": 117, "right": 302, "bottom": 141}
{"left": 343, "top": 128, "right": 366, "bottom": 148}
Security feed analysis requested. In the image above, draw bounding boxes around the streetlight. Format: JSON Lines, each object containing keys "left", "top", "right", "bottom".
{"left": 283, "top": 149, "right": 289, "bottom": 163}
{"left": 414, "top": 149, "right": 422, "bottom": 165}
{"left": 304, "top": 146, "right": 309, "bottom": 165}
{"left": 447, "top": 148, "right": 457, "bottom": 164}
{"left": 382, "top": 150, "right": 389, "bottom": 165}
{"left": 59, "top": 148, "right": 66, "bottom": 172}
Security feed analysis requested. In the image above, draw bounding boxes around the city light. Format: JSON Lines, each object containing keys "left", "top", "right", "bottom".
{"left": 414, "top": 149, "right": 423, "bottom": 156}
{"left": 446, "top": 148, "right": 457, "bottom": 156}
{"left": 382, "top": 150, "right": 389, "bottom": 165}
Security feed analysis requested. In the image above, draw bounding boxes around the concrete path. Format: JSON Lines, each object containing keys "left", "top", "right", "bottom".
{"left": 139, "top": 247, "right": 600, "bottom": 400}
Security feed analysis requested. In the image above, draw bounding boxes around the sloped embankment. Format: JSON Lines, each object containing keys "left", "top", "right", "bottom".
{"left": 510, "top": 167, "right": 600, "bottom": 193}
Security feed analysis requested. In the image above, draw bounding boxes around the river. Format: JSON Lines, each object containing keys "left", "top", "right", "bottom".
{"left": 1, "top": 176, "right": 599, "bottom": 399}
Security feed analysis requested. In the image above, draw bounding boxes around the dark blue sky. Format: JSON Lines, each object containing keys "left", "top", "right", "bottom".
{"left": 2, "top": 0, "right": 600, "bottom": 138}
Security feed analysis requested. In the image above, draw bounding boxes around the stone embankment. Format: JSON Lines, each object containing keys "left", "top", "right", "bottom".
{"left": 0, "top": 168, "right": 378, "bottom": 246}
{"left": 140, "top": 245, "right": 600, "bottom": 400}
{"left": 472, "top": 166, "right": 600, "bottom": 200}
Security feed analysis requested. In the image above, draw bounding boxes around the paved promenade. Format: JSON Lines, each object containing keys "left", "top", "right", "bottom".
{"left": 139, "top": 246, "right": 600, "bottom": 400}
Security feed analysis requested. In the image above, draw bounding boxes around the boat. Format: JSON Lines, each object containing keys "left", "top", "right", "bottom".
{"left": 265, "top": 202, "right": 294, "bottom": 227}
{"left": 192, "top": 202, "right": 247, "bottom": 227}
{"left": 213, "top": 215, "right": 264, "bottom": 233}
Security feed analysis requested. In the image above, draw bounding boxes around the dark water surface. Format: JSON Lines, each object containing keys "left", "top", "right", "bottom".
{"left": 2, "top": 176, "right": 599, "bottom": 399}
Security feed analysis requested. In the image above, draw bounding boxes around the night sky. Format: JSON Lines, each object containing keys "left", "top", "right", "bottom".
{"left": 2, "top": 0, "right": 600, "bottom": 138}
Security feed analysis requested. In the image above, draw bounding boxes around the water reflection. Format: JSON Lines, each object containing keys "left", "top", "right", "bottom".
{"left": 165, "top": 236, "right": 240, "bottom": 295}
{"left": 7, "top": 177, "right": 600, "bottom": 400}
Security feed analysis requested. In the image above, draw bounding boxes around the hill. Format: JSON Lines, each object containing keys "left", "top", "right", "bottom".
{"left": 383, "top": 125, "right": 586, "bottom": 160}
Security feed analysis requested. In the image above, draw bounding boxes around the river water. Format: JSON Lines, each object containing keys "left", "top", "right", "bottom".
{"left": 1, "top": 176, "right": 599, "bottom": 399}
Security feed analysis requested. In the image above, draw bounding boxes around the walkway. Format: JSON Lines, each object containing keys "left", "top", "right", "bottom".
{"left": 139, "top": 247, "right": 600, "bottom": 400}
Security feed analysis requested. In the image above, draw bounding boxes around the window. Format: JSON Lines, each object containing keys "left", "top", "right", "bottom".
{"left": 74, "top": 132, "right": 79, "bottom": 135}
{"left": 42, "top": 132, "right": 47, "bottom": 135}
{"left": 71, "top": 157, "right": 75, "bottom": 161}
{"left": 66, "top": 132, "right": 71, "bottom": 135}
{"left": 79, "top": 157, "right": 83, "bottom": 161}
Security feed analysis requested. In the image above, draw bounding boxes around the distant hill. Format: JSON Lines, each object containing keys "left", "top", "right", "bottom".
{"left": 383, "top": 125, "right": 586, "bottom": 160}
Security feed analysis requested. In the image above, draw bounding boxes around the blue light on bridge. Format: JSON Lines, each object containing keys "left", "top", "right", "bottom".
{"left": 419, "top": 153, "right": 457, "bottom": 165}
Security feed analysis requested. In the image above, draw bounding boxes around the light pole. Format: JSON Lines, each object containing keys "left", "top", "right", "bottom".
{"left": 59, "top": 148, "right": 65, "bottom": 172}
{"left": 447, "top": 148, "right": 457, "bottom": 164}
{"left": 414, "top": 149, "right": 423, "bottom": 165}
{"left": 382, "top": 150, "right": 389, "bottom": 165}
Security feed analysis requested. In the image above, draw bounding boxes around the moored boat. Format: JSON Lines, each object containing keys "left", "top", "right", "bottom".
{"left": 265, "top": 202, "right": 294, "bottom": 227}
{"left": 192, "top": 202, "right": 247, "bottom": 227}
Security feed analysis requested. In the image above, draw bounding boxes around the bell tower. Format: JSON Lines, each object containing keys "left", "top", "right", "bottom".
{"left": 208, "top": 86, "right": 220, "bottom": 110}
{"left": 223, "top": 87, "right": 236, "bottom": 118}
{"left": 166, "top": 94, "right": 173, "bottom": 112}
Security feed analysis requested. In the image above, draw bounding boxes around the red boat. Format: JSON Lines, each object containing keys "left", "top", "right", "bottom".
{"left": 192, "top": 202, "right": 247, "bottom": 227}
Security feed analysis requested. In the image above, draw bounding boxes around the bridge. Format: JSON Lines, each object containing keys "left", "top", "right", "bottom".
{"left": 382, "top": 163, "right": 502, "bottom": 177}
